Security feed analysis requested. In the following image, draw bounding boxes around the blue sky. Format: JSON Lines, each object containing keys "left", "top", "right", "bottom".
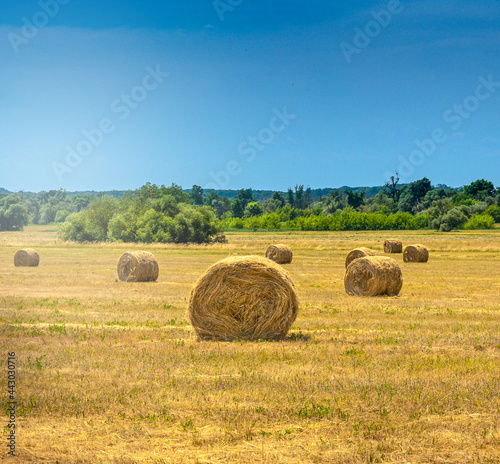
{"left": 1, "top": 0, "right": 499, "bottom": 192}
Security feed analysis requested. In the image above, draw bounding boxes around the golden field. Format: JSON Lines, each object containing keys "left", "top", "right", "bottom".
{"left": 1, "top": 225, "right": 499, "bottom": 463}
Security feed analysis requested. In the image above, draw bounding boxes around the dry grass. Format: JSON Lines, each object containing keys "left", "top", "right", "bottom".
{"left": 0, "top": 226, "right": 499, "bottom": 463}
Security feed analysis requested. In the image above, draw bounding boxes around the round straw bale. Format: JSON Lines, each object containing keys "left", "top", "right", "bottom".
{"left": 345, "top": 247, "right": 378, "bottom": 268}
{"left": 403, "top": 244, "right": 429, "bottom": 263}
{"left": 188, "top": 255, "right": 299, "bottom": 341}
{"left": 383, "top": 239, "right": 403, "bottom": 253}
{"left": 117, "top": 251, "right": 159, "bottom": 282}
{"left": 344, "top": 256, "right": 403, "bottom": 297}
{"left": 14, "top": 249, "right": 40, "bottom": 267}
{"left": 265, "top": 244, "right": 293, "bottom": 264}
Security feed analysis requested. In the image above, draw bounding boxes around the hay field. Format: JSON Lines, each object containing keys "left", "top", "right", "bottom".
{"left": 1, "top": 226, "right": 499, "bottom": 463}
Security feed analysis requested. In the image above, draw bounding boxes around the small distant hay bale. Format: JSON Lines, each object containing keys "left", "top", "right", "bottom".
{"left": 117, "top": 251, "right": 159, "bottom": 282}
{"left": 188, "top": 255, "right": 299, "bottom": 341}
{"left": 265, "top": 244, "right": 293, "bottom": 264}
{"left": 403, "top": 244, "right": 429, "bottom": 263}
{"left": 384, "top": 239, "right": 403, "bottom": 253}
{"left": 14, "top": 249, "right": 40, "bottom": 267}
{"left": 344, "top": 256, "right": 403, "bottom": 297}
{"left": 345, "top": 247, "right": 378, "bottom": 268}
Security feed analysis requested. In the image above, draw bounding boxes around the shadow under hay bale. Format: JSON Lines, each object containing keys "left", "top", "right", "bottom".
{"left": 265, "top": 244, "right": 293, "bottom": 264}
{"left": 14, "top": 249, "right": 40, "bottom": 267}
{"left": 384, "top": 239, "right": 403, "bottom": 253}
{"left": 344, "top": 256, "right": 403, "bottom": 297}
{"left": 188, "top": 255, "right": 299, "bottom": 341}
{"left": 403, "top": 244, "right": 429, "bottom": 263}
{"left": 117, "top": 251, "right": 159, "bottom": 282}
{"left": 345, "top": 247, "right": 378, "bottom": 268}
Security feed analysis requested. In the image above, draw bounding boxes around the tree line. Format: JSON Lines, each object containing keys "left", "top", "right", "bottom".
{"left": 0, "top": 177, "right": 498, "bottom": 241}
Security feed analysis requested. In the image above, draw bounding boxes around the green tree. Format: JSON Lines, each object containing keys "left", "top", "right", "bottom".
{"left": 430, "top": 207, "right": 468, "bottom": 232}
{"left": 463, "top": 179, "right": 495, "bottom": 200}
{"left": 85, "top": 196, "right": 117, "bottom": 241}
{"left": 203, "top": 191, "right": 230, "bottom": 218}
{"left": 485, "top": 204, "right": 500, "bottom": 222}
{"left": 346, "top": 190, "right": 365, "bottom": 209}
{"left": 0, "top": 195, "right": 29, "bottom": 231}
{"left": 244, "top": 202, "right": 263, "bottom": 217}
{"left": 58, "top": 213, "right": 93, "bottom": 242}
{"left": 294, "top": 184, "right": 305, "bottom": 208}
{"left": 231, "top": 198, "right": 245, "bottom": 218}
{"left": 237, "top": 188, "right": 254, "bottom": 209}
{"left": 321, "top": 189, "right": 346, "bottom": 215}
{"left": 271, "top": 191, "right": 285, "bottom": 208}
{"left": 263, "top": 197, "right": 283, "bottom": 213}
{"left": 74, "top": 194, "right": 93, "bottom": 212}
{"left": 190, "top": 185, "right": 204, "bottom": 205}
{"left": 409, "top": 177, "right": 432, "bottom": 201}
{"left": 40, "top": 204, "right": 58, "bottom": 224}
{"left": 23, "top": 197, "right": 42, "bottom": 224}
{"left": 55, "top": 210, "right": 71, "bottom": 223}
{"left": 398, "top": 178, "right": 432, "bottom": 213}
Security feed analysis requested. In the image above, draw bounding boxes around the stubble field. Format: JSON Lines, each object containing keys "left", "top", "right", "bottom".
{"left": 1, "top": 226, "right": 499, "bottom": 463}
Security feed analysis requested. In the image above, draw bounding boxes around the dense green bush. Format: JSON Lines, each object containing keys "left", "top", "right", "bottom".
{"left": 485, "top": 204, "right": 500, "bottom": 223}
{"left": 223, "top": 209, "right": 428, "bottom": 231}
{"left": 463, "top": 214, "right": 495, "bottom": 230}
{"left": 58, "top": 186, "right": 225, "bottom": 244}
{"left": 430, "top": 207, "right": 468, "bottom": 232}
{"left": 0, "top": 195, "right": 29, "bottom": 231}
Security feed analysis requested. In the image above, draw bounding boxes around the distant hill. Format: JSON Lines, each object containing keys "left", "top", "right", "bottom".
{"left": 65, "top": 190, "right": 131, "bottom": 198}
{"left": 193, "top": 185, "right": 401, "bottom": 202}
{"left": 1, "top": 184, "right": 456, "bottom": 201}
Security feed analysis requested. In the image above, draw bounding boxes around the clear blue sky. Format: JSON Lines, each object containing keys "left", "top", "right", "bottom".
{"left": 1, "top": 0, "right": 499, "bottom": 192}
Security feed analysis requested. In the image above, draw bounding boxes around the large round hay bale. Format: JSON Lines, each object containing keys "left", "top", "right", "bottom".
{"left": 383, "top": 239, "right": 403, "bottom": 253}
{"left": 188, "top": 255, "right": 299, "bottom": 341}
{"left": 345, "top": 247, "right": 378, "bottom": 268}
{"left": 117, "top": 251, "right": 159, "bottom": 282}
{"left": 14, "top": 249, "right": 40, "bottom": 267}
{"left": 403, "top": 244, "right": 429, "bottom": 263}
{"left": 265, "top": 244, "right": 293, "bottom": 264}
{"left": 344, "top": 256, "right": 403, "bottom": 297}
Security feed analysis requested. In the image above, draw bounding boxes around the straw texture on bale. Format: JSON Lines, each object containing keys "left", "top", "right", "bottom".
{"left": 384, "top": 239, "right": 403, "bottom": 253}
{"left": 188, "top": 256, "right": 299, "bottom": 341}
{"left": 117, "top": 251, "right": 159, "bottom": 282}
{"left": 265, "top": 244, "right": 293, "bottom": 264}
{"left": 403, "top": 244, "right": 429, "bottom": 263}
{"left": 344, "top": 256, "right": 403, "bottom": 297}
{"left": 14, "top": 249, "right": 40, "bottom": 267}
{"left": 345, "top": 247, "right": 378, "bottom": 268}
